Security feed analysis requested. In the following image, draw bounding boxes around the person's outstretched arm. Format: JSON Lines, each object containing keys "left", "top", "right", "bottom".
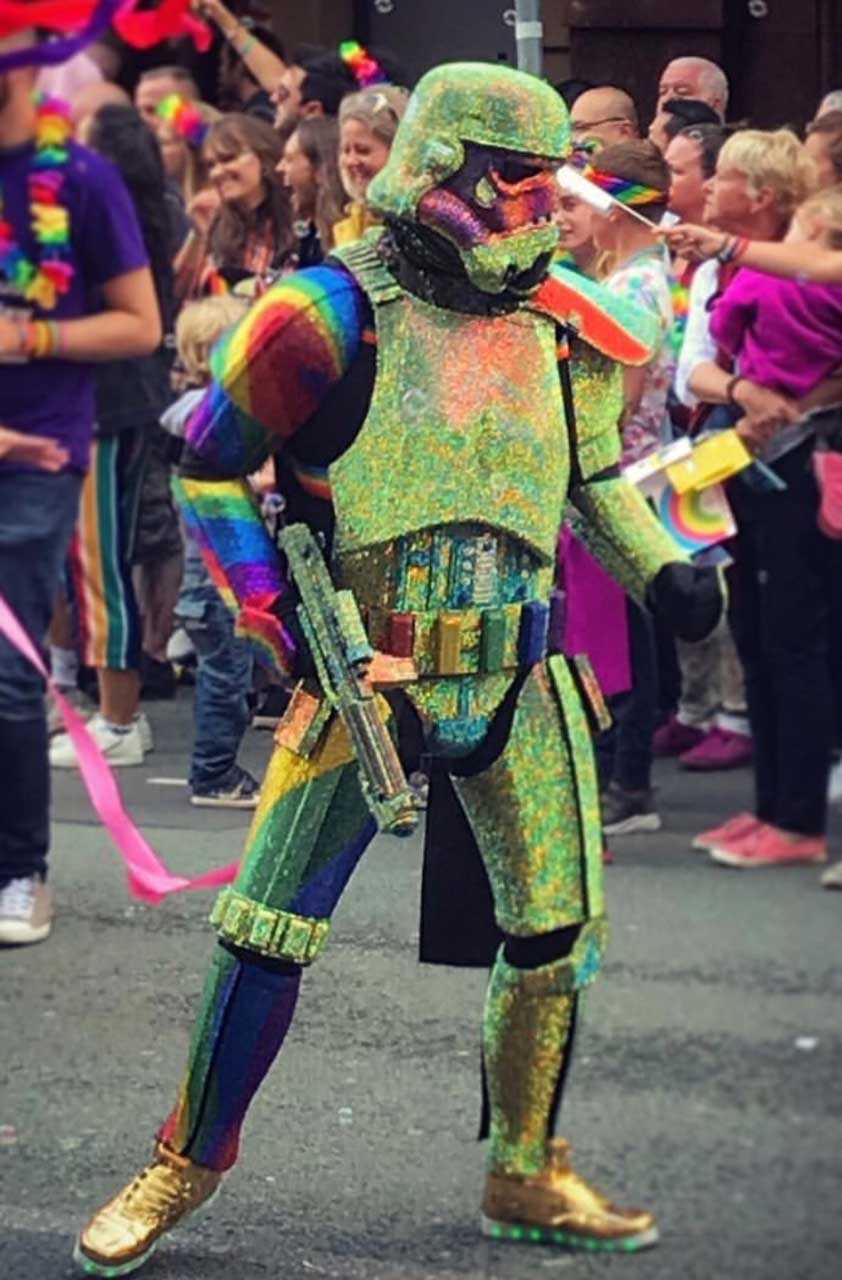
{"left": 663, "top": 223, "right": 842, "bottom": 284}
{"left": 195, "top": 0, "right": 287, "bottom": 94}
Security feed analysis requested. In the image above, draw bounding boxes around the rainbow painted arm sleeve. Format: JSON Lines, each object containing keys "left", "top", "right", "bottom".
{"left": 176, "top": 267, "right": 367, "bottom": 677}
{"left": 185, "top": 266, "right": 367, "bottom": 475}
{"left": 173, "top": 476, "right": 299, "bottom": 677}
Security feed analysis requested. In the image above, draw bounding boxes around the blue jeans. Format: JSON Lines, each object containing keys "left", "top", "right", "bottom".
{"left": 176, "top": 548, "right": 252, "bottom": 793}
{"left": 0, "top": 468, "right": 83, "bottom": 884}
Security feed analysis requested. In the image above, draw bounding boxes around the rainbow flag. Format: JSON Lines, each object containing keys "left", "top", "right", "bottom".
{"left": 650, "top": 478, "right": 735, "bottom": 556}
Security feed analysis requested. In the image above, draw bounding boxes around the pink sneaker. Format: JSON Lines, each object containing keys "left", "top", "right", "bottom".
{"left": 679, "top": 727, "right": 752, "bottom": 771}
{"left": 709, "top": 823, "right": 828, "bottom": 869}
{"left": 815, "top": 451, "right": 842, "bottom": 539}
{"left": 691, "top": 812, "right": 760, "bottom": 852}
{"left": 653, "top": 715, "right": 706, "bottom": 758}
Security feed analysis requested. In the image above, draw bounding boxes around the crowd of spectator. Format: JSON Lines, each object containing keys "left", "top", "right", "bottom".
{"left": 1, "top": 9, "right": 841, "bottom": 946}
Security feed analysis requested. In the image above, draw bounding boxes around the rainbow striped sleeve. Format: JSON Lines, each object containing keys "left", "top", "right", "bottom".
{"left": 185, "top": 266, "right": 366, "bottom": 476}
{"left": 173, "top": 476, "right": 299, "bottom": 679}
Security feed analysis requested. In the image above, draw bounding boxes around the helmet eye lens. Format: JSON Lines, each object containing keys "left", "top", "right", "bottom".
{"left": 494, "top": 158, "right": 546, "bottom": 186}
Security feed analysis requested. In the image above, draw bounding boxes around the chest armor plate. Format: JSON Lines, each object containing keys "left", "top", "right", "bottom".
{"left": 329, "top": 286, "right": 569, "bottom": 566}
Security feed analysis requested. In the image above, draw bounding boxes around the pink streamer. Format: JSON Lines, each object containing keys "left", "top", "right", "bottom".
{"left": 0, "top": 590, "right": 238, "bottom": 906}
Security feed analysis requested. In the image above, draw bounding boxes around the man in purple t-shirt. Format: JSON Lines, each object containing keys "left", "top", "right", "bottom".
{"left": 0, "top": 28, "right": 161, "bottom": 947}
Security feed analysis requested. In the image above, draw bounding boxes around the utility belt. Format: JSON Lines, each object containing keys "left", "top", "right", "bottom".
{"left": 363, "top": 599, "right": 550, "bottom": 678}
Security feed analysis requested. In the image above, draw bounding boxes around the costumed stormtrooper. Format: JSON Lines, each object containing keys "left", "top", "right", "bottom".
{"left": 75, "top": 62, "right": 722, "bottom": 1274}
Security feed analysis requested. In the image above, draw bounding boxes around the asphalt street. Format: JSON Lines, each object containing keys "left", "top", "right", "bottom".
{"left": 2, "top": 690, "right": 840, "bottom": 1280}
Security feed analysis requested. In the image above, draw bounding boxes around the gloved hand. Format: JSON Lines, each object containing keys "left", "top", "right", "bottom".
{"left": 645, "top": 562, "right": 724, "bottom": 643}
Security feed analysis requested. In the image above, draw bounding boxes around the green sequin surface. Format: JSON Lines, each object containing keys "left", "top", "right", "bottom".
{"left": 454, "top": 658, "right": 603, "bottom": 934}
{"left": 330, "top": 290, "right": 567, "bottom": 566}
{"left": 368, "top": 63, "right": 571, "bottom": 223}
{"left": 570, "top": 475, "right": 686, "bottom": 604}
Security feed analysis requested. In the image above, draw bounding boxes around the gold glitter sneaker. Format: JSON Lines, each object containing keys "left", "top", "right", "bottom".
{"left": 73, "top": 1144, "right": 221, "bottom": 1276}
{"left": 481, "top": 1138, "right": 658, "bottom": 1252}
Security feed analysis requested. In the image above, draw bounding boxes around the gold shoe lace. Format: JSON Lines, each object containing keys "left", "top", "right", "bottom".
{"left": 119, "top": 1163, "right": 193, "bottom": 1223}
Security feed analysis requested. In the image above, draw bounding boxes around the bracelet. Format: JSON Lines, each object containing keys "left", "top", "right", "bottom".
{"left": 23, "top": 319, "right": 62, "bottom": 359}
{"left": 235, "top": 33, "right": 256, "bottom": 58}
{"left": 716, "top": 235, "right": 739, "bottom": 264}
{"left": 725, "top": 374, "right": 744, "bottom": 406}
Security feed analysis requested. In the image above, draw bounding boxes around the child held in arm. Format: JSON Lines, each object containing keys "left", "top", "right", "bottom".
{"left": 709, "top": 187, "right": 842, "bottom": 537}
{"left": 161, "top": 297, "right": 261, "bottom": 808}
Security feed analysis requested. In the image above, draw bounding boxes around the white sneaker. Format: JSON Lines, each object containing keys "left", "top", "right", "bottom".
{"left": 135, "top": 711, "right": 153, "bottom": 754}
{"left": 0, "top": 877, "right": 52, "bottom": 945}
{"left": 50, "top": 712, "right": 144, "bottom": 768}
{"left": 828, "top": 759, "right": 842, "bottom": 805}
{"left": 820, "top": 860, "right": 842, "bottom": 890}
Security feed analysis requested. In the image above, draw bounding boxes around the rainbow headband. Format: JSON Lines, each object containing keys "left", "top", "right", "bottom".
{"left": 157, "top": 95, "right": 209, "bottom": 149}
{"left": 584, "top": 166, "right": 665, "bottom": 208}
{"left": 339, "top": 40, "right": 388, "bottom": 89}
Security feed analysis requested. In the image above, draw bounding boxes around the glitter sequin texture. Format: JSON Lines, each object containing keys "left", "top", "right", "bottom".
{"left": 454, "top": 658, "right": 604, "bottom": 934}
{"left": 185, "top": 267, "right": 366, "bottom": 474}
{"left": 570, "top": 474, "right": 686, "bottom": 604}
{"left": 161, "top": 60, "right": 696, "bottom": 1199}
{"left": 483, "top": 956, "right": 573, "bottom": 1177}
{"left": 482, "top": 922, "right": 606, "bottom": 1178}
{"left": 329, "top": 288, "right": 567, "bottom": 565}
{"left": 368, "top": 63, "right": 571, "bottom": 224}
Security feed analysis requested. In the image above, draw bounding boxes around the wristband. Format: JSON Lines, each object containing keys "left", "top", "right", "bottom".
{"left": 725, "top": 374, "right": 744, "bottom": 406}
{"left": 235, "top": 33, "right": 256, "bottom": 58}
{"left": 24, "top": 319, "right": 61, "bottom": 359}
{"left": 716, "top": 235, "right": 739, "bottom": 264}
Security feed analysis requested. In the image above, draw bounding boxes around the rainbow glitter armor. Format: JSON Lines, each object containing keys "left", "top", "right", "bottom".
{"left": 76, "top": 63, "right": 721, "bottom": 1274}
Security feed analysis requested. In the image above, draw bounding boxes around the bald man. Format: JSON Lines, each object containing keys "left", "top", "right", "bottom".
{"left": 816, "top": 90, "right": 842, "bottom": 120}
{"left": 569, "top": 85, "right": 639, "bottom": 148}
{"left": 655, "top": 57, "right": 729, "bottom": 120}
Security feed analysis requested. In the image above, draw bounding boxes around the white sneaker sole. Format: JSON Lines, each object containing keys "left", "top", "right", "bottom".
{"left": 709, "top": 845, "right": 827, "bottom": 869}
{"left": 603, "top": 813, "right": 661, "bottom": 836}
{"left": 0, "top": 920, "right": 51, "bottom": 946}
{"left": 190, "top": 793, "right": 260, "bottom": 809}
{"left": 51, "top": 750, "right": 144, "bottom": 769}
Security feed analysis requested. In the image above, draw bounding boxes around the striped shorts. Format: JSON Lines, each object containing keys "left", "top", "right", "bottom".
{"left": 66, "top": 433, "right": 143, "bottom": 671}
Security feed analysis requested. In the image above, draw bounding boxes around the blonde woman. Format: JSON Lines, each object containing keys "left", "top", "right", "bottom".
{"left": 333, "top": 86, "right": 409, "bottom": 246}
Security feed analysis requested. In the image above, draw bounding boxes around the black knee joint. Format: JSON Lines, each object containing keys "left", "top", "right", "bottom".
{"left": 502, "top": 924, "right": 581, "bottom": 970}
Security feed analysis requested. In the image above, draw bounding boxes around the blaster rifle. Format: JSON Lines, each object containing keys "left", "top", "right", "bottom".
{"left": 278, "top": 523, "right": 419, "bottom": 837}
